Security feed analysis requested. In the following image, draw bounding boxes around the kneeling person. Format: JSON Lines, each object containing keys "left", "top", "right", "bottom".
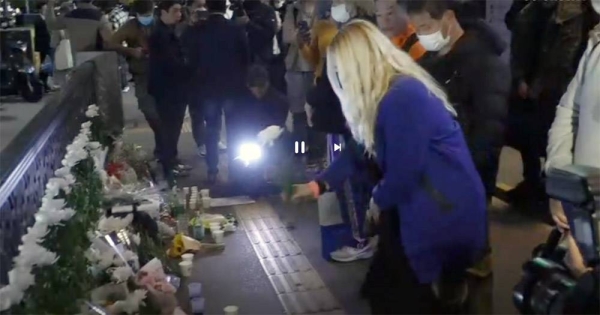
{"left": 229, "top": 65, "right": 293, "bottom": 190}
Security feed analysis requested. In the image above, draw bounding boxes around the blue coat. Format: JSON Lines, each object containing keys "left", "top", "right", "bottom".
{"left": 319, "top": 77, "right": 487, "bottom": 283}
{"left": 373, "top": 77, "right": 487, "bottom": 283}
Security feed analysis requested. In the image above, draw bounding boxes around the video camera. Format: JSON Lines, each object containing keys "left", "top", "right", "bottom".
{"left": 513, "top": 165, "right": 600, "bottom": 314}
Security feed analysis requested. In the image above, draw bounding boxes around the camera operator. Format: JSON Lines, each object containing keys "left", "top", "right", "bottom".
{"left": 544, "top": 0, "right": 599, "bottom": 310}
{"left": 234, "top": 0, "right": 279, "bottom": 81}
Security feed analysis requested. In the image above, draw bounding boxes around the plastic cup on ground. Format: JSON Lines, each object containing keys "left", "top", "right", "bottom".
{"left": 190, "top": 297, "right": 205, "bottom": 314}
{"left": 179, "top": 261, "right": 193, "bottom": 277}
{"left": 209, "top": 223, "right": 221, "bottom": 232}
{"left": 212, "top": 230, "right": 225, "bottom": 244}
{"left": 201, "top": 197, "right": 211, "bottom": 209}
{"left": 181, "top": 253, "right": 194, "bottom": 262}
{"left": 188, "top": 283, "right": 203, "bottom": 298}
{"left": 200, "top": 189, "right": 209, "bottom": 198}
{"left": 224, "top": 305, "right": 238, "bottom": 315}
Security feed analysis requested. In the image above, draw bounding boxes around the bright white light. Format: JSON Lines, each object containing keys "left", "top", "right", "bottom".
{"left": 237, "top": 143, "right": 262, "bottom": 165}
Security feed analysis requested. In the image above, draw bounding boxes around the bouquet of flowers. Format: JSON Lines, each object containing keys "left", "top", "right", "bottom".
{"left": 110, "top": 141, "right": 152, "bottom": 181}
{"left": 135, "top": 259, "right": 178, "bottom": 315}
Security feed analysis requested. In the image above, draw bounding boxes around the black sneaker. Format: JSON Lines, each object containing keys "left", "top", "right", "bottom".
{"left": 507, "top": 180, "right": 544, "bottom": 203}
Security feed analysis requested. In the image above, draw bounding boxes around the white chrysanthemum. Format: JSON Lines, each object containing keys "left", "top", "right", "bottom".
{"left": 85, "top": 108, "right": 99, "bottom": 118}
{"left": 14, "top": 243, "right": 58, "bottom": 268}
{"left": 47, "top": 177, "right": 71, "bottom": 194}
{"left": 122, "top": 250, "right": 137, "bottom": 262}
{"left": 81, "top": 121, "right": 92, "bottom": 129}
{"left": 21, "top": 223, "right": 49, "bottom": 244}
{"left": 98, "top": 214, "right": 133, "bottom": 234}
{"left": 0, "top": 285, "right": 25, "bottom": 311}
{"left": 40, "top": 198, "right": 66, "bottom": 212}
{"left": 73, "top": 133, "right": 90, "bottom": 145}
{"left": 97, "top": 251, "right": 117, "bottom": 270}
{"left": 44, "top": 181, "right": 61, "bottom": 198}
{"left": 131, "top": 233, "right": 141, "bottom": 246}
{"left": 63, "top": 174, "right": 76, "bottom": 187}
{"left": 84, "top": 248, "right": 98, "bottom": 262}
{"left": 74, "top": 149, "right": 89, "bottom": 161}
{"left": 110, "top": 266, "right": 134, "bottom": 283}
{"left": 7, "top": 268, "right": 35, "bottom": 290}
{"left": 88, "top": 104, "right": 100, "bottom": 111}
{"left": 87, "top": 141, "right": 101, "bottom": 150}
{"left": 54, "top": 166, "right": 71, "bottom": 178}
{"left": 35, "top": 208, "right": 75, "bottom": 226}
{"left": 62, "top": 154, "right": 81, "bottom": 168}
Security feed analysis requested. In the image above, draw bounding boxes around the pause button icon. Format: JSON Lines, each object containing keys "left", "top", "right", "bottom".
{"left": 295, "top": 141, "right": 306, "bottom": 154}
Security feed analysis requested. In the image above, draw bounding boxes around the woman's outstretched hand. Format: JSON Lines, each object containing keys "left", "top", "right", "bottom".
{"left": 281, "top": 183, "right": 316, "bottom": 203}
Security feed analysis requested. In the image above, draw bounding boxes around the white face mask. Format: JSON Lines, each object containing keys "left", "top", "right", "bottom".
{"left": 331, "top": 4, "right": 351, "bottom": 23}
{"left": 417, "top": 29, "right": 450, "bottom": 52}
{"left": 592, "top": 0, "right": 600, "bottom": 14}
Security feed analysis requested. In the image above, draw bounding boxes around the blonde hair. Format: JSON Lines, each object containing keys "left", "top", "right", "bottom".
{"left": 326, "top": 20, "right": 456, "bottom": 155}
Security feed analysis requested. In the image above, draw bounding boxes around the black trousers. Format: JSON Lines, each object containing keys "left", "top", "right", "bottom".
{"left": 505, "top": 96, "right": 545, "bottom": 184}
{"left": 156, "top": 97, "right": 187, "bottom": 177}
{"left": 362, "top": 209, "right": 467, "bottom": 314}
{"left": 133, "top": 75, "right": 162, "bottom": 159}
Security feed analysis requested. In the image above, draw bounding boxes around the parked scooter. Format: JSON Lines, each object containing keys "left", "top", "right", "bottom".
{"left": 0, "top": 39, "right": 44, "bottom": 102}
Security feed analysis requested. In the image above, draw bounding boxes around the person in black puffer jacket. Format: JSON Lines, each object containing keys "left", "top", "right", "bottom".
{"left": 407, "top": 0, "right": 510, "bottom": 205}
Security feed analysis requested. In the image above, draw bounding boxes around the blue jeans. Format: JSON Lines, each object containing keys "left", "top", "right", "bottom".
{"left": 203, "top": 99, "right": 225, "bottom": 175}
{"left": 326, "top": 135, "right": 370, "bottom": 248}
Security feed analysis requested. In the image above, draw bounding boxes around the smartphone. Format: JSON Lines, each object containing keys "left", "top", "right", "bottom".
{"left": 297, "top": 21, "right": 309, "bottom": 33}
{"left": 297, "top": 21, "right": 311, "bottom": 42}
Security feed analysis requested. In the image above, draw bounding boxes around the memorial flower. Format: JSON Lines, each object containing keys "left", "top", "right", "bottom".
{"left": 35, "top": 208, "right": 75, "bottom": 226}
{"left": 21, "top": 224, "right": 49, "bottom": 244}
{"left": 0, "top": 111, "right": 104, "bottom": 312}
{"left": 98, "top": 214, "right": 133, "bottom": 234}
{"left": 111, "top": 266, "right": 135, "bottom": 283}
{"left": 85, "top": 105, "right": 100, "bottom": 118}
{"left": 14, "top": 243, "right": 58, "bottom": 268}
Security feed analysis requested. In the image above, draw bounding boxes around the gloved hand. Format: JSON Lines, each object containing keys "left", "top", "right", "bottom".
{"left": 257, "top": 125, "right": 284, "bottom": 147}
{"left": 367, "top": 198, "right": 380, "bottom": 224}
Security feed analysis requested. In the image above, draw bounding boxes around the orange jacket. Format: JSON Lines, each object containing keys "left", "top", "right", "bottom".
{"left": 391, "top": 25, "right": 427, "bottom": 61}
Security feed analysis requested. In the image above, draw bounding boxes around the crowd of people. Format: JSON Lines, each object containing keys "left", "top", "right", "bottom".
{"left": 29, "top": 0, "right": 599, "bottom": 313}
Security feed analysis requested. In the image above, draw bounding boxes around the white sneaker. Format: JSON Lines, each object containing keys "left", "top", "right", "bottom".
{"left": 330, "top": 244, "right": 374, "bottom": 262}
{"left": 218, "top": 141, "right": 227, "bottom": 151}
{"left": 197, "top": 145, "right": 207, "bottom": 157}
{"left": 47, "top": 76, "right": 60, "bottom": 90}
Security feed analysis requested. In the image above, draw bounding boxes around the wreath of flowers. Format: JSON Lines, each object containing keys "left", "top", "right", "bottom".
{"left": 0, "top": 105, "right": 109, "bottom": 312}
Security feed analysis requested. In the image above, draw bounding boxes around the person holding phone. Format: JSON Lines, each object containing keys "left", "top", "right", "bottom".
{"left": 282, "top": 0, "right": 319, "bottom": 168}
